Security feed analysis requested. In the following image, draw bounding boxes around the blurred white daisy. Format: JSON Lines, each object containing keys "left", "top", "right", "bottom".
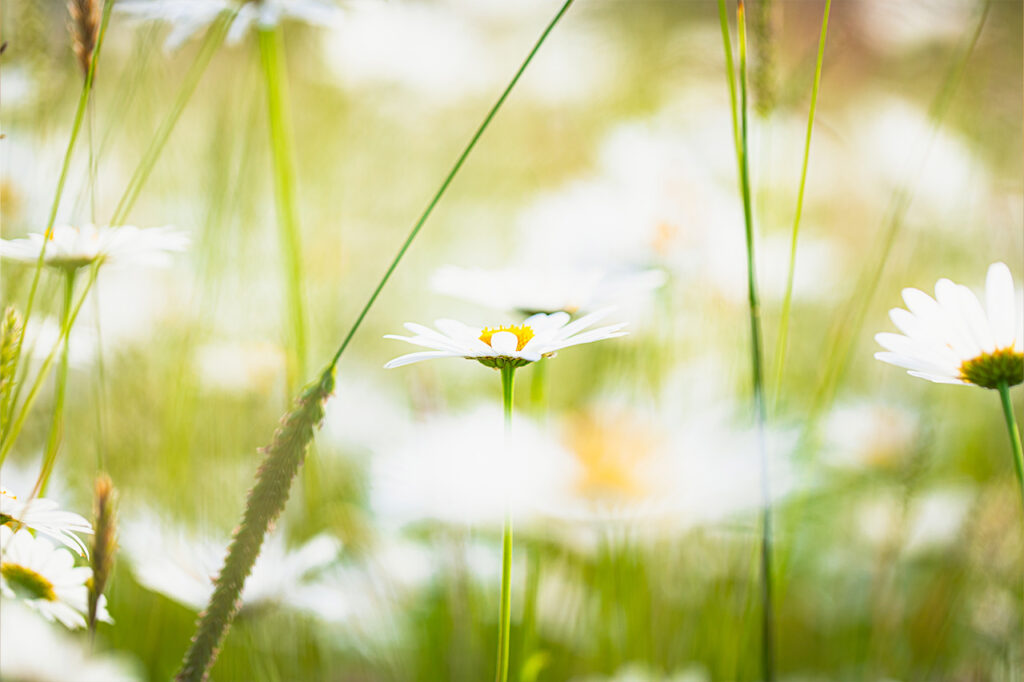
{"left": 384, "top": 309, "right": 627, "bottom": 370}
{"left": 370, "top": 405, "right": 575, "bottom": 528}
{"left": 875, "top": 262, "right": 1023, "bottom": 388}
{"left": 430, "top": 264, "right": 665, "bottom": 316}
{"left": 0, "top": 526, "right": 111, "bottom": 629}
{"left": 0, "top": 224, "right": 188, "bottom": 272}
{"left": 116, "top": 0, "right": 343, "bottom": 52}
{"left": 822, "top": 402, "right": 919, "bottom": 471}
{"left": 0, "top": 487, "right": 93, "bottom": 556}
{"left": 121, "top": 516, "right": 340, "bottom": 613}
{"left": 0, "top": 602, "right": 141, "bottom": 682}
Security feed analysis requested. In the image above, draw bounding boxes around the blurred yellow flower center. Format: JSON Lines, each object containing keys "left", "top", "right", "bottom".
{"left": 566, "top": 413, "right": 657, "bottom": 502}
{"left": 479, "top": 325, "right": 534, "bottom": 351}
{"left": 1, "top": 562, "right": 56, "bottom": 601}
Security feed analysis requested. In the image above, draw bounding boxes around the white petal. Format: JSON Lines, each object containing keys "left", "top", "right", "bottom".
{"left": 906, "top": 370, "right": 968, "bottom": 385}
{"left": 954, "top": 283, "right": 995, "bottom": 353}
{"left": 986, "top": 262, "right": 1017, "bottom": 349}
{"left": 874, "top": 351, "right": 956, "bottom": 378}
{"left": 553, "top": 308, "right": 614, "bottom": 340}
{"left": 384, "top": 351, "right": 459, "bottom": 369}
{"left": 934, "top": 278, "right": 981, "bottom": 359}
{"left": 489, "top": 331, "right": 519, "bottom": 355}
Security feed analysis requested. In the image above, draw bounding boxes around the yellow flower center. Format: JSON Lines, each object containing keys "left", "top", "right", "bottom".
{"left": 1, "top": 562, "right": 57, "bottom": 601}
{"left": 959, "top": 347, "right": 1024, "bottom": 389}
{"left": 479, "top": 324, "right": 534, "bottom": 351}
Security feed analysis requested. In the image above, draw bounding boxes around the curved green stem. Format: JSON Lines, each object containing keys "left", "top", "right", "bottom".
{"left": 257, "top": 26, "right": 307, "bottom": 391}
{"left": 771, "top": 0, "right": 831, "bottom": 410}
{"left": 32, "top": 269, "right": 77, "bottom": 498}
{"left": 496, "top": 364, "right": 516, "bottom": 682}
{"left": 328, "top": 0, "right": 576, "bottom": 371}
{"left": 997, "top": 382, "right": 1024, "bottom": 515}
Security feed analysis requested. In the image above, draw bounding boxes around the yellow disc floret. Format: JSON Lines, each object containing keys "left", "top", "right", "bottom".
{"left": 479, "top": 324, "right": 534, "bottom": 351}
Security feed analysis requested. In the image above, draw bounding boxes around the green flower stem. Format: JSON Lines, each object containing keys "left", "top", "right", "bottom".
{"left": 770, "top": 0, "right": 831, "bottom": 410}
{"left": 32, "top": 270, "right": 77, "bottom": 498}
{"left": 328, "top": 0, "right": 576, "bottom": 371}
{"left": 720, "top": 2, "right": 774, "bottom": 679}
{"left": 257, "top": 26, "right": 308, "bottom": 391}
{"left": 997, "top": 381, "right": 1024, "bottom": 515}
{"left": 496, "top": 364, "right": 516, "bottom": 682}
{"left": 3, "top": 0, "right": 112, "bottom": 437}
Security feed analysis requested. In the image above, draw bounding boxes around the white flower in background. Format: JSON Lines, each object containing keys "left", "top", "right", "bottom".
{"left": 0, "top": 526, "right": 111, "bottom": 629}
{"left": 855, "top": 487, "right": 973, "bottom": 556}
{"left": 0, "top": 224, "right": 188, "bottom": 271}
{"left": 371, "top": 405, "right": 575, "bottom": 528}
{"left": 121, "top": 516, "right": 340, "bottom": 613}
{"left": 289, "top": 535, "right": 436, "bottom": 639}
{"left": 384, "top": 309, "right": 627, "bottom": 370}
{"left": 822, "top": 402, "right": 919, "bottom": 471}
{"left": 0, "top": 488, "right": 93, "bottom": 556}
{"left": 0, "top": 602, "right": 141, "bottom": 682}
{"left": 572, "top": 663, "right": 710, "bottom": 682}
{"left": 116, "top": 0, "right": 343, "bottom": 52}
{"left": 542, "top": 403, "right": 796, "bottom": 533}
{"left": 430, "top": 264, "right": 665, "bottom": 316}
{"left": 875, "top": 262, "right": 1023, "bottom": 388}
{"left": 23, "top": 317, "right": 98, "bottom": 369}
{"left": 193, "top": 340, "right": 286, "bottom": 394}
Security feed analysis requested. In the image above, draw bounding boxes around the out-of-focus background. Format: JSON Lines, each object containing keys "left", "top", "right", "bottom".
{"left": 1, "top": 0, "right": 1022, "bottom": 680}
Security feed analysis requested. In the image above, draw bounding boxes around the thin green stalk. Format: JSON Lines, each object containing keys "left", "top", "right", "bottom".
{"left": 0, "top": 265, "right": 99, "bottom": 466}
{"left": 32, "top": 269, "right": 77, "bottom": 498}
{"left": 810, "top": 0, "right": 990, "bottom": 417}
{"left": 328, "top": 0, "right": 576, "bottom": 371}
{"left": 716, "top": 0, "right": 741, "bottom": 170}
{"left": 997, "top": 382, "right": 1024, "bottom": 514}
{"left": 771, "top": 0, "right": 831, "bottom": 410}
{"left": 257, "top": 26, "right": 307, "bottom": 391}
{"left": 724, "top": 2, "right": 774, "bottom": 679}
{"left": 4, "top": 0, "right": 112, "bottom": 434}
{"left": 109, "top": 10, "right": 234, "bottom": 226}
{"left": 496, "top": 364, "right": 516, "bottom": 682}
{"left": 175, "top": 5, "right": 575, "bottom": 679}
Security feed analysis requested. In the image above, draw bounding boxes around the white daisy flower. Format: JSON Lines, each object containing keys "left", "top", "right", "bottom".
{"left": 384, "top": 309, "right": 628, "bottom": 370}
{"left": 0, "top": 602, "right": 141, "bottom": 682}
{"left": 0, "top": 526, "right": 111, "bottom": 629}
{"left": 121, "top": 516, "right": 340, "bottom": 614}
{"left": 0, "top": 488, "right": 93, "bottom": 556}
{"left": 116, "top": 0, "right": 343, "bottom": 52}
{"left": 0, "top": 224, "right": 189, "bottom": 272}
{"left": 430, "top": 264, "right": 665, "bottom": 316}
{"left": 875, "top": 262, "right": 1023, "bottom": 389}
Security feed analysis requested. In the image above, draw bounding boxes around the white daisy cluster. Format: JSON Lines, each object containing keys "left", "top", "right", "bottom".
{"left": 875, "top": 262, "right": 1023, "bottom": 389}
{"left": 0, "top": 488, "right": 102, "bottom": 629}
{"left": 384, "top": 309, "right": 627, "bottom": 370}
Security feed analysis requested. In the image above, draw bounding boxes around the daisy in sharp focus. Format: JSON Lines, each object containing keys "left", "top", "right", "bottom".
{"left": 0, "top": 526, "right": 111, "bottom": 629}
{"left": 0, "top": 224, "right": 188, "bottom": 272}
{"left": 875, "top": 262, "right": 1022, "bottom": 389}
{"left": 875, "top": 261, "right": 1023, "bottom": 513}
{"left": 0, "top": 488, "right": 93, "bottom": 556}
{"left": 384, "top": 308, "right": 628, "bottom": 370}
{"left": 384, "top": 306, "right": 626, "bottom": 682}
